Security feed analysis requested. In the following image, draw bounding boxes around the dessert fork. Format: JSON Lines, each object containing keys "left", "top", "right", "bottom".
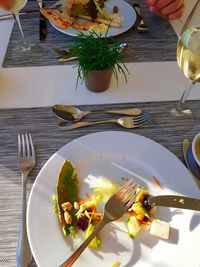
{"left": 60, "top": 180, "right": 142, "bottom": 267}
{"left": 59, "top": 113, "right": 152, "bottom": 131}
{"left": 16, "top": 133, "right": 36, "bottom": 267}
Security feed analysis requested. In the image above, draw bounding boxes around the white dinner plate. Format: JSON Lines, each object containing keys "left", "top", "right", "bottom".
{"left": 50, "top": 0, "right": 137, "bottom": 37}
{"left": 27, "top": 131, "right": 200, "bottom": 267}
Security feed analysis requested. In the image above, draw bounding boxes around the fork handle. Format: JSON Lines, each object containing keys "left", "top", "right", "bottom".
{"left": 59, "top": 119, "right": 117, "bottom": 131}
{"left": 60, "top": 218, "right": 108, "bottom": 267}
{"left": 16, "top": 174, "right": 32, "bottom": 267}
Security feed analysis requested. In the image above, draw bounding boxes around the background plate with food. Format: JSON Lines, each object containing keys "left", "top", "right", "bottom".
{"left": 42, "top": 0, "right": 136, "bottom": 37}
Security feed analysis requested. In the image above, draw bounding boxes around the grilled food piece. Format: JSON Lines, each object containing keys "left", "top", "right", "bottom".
{"left": 66, "top": 0, "right": 121, "bottom": 28}
{"left": 40, "top": 8, "right": 74, "bottom": 29}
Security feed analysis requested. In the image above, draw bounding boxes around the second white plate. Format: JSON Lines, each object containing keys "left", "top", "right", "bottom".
{"left": 50, "top": 0, "right": 137, "bottom": 37}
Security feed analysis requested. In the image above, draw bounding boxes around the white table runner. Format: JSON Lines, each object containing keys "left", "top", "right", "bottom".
{"left": 0, "top": 62, "right": 200, "bottom": 108}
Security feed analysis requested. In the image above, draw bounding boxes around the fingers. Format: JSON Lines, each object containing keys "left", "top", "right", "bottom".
{"left": 148, "top": 6, "right": 168, "bottom": 19}
{"left": 146, "top": 0, "right": 184, "bottom": 20}
{"left": 156, "top": 0, "right": 181, "bottom": 9}
{"left": 167, "top": 4, "right": 184, "bottom": 20}
{"left": 146, "top": 0, "right": 157, "bottom": 5}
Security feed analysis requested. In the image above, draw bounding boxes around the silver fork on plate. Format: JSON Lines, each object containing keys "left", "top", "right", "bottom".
{"left": 59, "top": 112, "right": 152, "bottom": 131}
{"left": 60, "top": 180, "right": 142, "bottom": 267}
{"left": 16, "top": 133, "right": 36, "bottom": 267}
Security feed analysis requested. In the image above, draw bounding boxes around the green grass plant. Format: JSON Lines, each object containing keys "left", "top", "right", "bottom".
{"left": 68, "top": 31, "right": 129, "bottom": 88}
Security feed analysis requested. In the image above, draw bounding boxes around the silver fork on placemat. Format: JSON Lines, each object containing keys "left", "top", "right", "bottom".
{"left": 16, "top": 133, "right": 36, "bottom": 267}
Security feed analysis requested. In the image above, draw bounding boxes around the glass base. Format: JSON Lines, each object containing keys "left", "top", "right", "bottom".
{"left": 155, "top": 106, "right": 195, "bottom": 134}
{"left": 13, "top": 43, "right": 42, "bottom": 53}
{"left": 19, "top": 41, "right": 31, "bottom": 51}
{"left": 171, "top": 107, "right": 193, "bottom": 117}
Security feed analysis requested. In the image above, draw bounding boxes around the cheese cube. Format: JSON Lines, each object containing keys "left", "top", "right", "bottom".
{"left": 149, "top": 219, "right": 170, "bottom": 239}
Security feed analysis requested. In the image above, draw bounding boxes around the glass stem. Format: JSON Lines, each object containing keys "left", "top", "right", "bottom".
{"left": 176, "top": 80, "right": 195, "bottom": 111}
{"left": 13, "top": 13, "right": 31, "bottom": 51}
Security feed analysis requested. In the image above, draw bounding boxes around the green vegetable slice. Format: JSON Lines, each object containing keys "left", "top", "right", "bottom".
{"left": 56, "top": 160, "right": 79, "bottom": 235}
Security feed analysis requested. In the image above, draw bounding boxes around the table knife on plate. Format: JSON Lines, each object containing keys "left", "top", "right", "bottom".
{"left": 148, "top": 195, "right": 200, "bottom": 211}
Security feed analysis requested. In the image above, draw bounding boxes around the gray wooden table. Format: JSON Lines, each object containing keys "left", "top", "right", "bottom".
{"left": 0, "top": 100, "right": 200, "bottom": 267}
{"left": 3, "top": 0, "right": 177, "bottom": 67}
{"left": 0, "top": 1, "right": 199, "bottom": 266}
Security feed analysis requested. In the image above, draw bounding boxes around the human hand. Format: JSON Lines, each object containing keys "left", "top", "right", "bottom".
{"left": 146, "top": 0, "right": 184, "bottom": 20}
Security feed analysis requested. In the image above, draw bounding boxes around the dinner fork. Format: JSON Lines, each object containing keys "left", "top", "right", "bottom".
{"left": 59, "top": 112, "right": 152, "bottom": 131}
{"left": 16, "top": 133, "right": 36, "bottom": 267}
{"left": 60, "top": 180, "right": 142, "bottom": 267}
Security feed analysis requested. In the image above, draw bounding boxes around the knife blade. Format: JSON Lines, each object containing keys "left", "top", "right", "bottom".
{"left": 132, "top": 3, "right": 149, "bottom": 33}
{"left": 148, "top": 195, "right": 200, "bottom": 211}
{"left": 0, "top": 9, "right": 38, "bottom": 20}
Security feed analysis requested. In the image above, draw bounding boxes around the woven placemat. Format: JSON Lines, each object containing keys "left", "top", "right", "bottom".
{"left": 0, "top": 100, "right": 200, "bottom": 266}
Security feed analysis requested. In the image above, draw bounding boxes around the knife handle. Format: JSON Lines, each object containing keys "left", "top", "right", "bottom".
{"left": 39, "top": 2, "right": 47, "bottom": 41}
{"left": 133, "top": 3, "right": 149, "bottom": 33}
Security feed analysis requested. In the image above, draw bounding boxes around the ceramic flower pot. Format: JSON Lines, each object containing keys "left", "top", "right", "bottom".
{"left": 84, "top": 69, "right": 112, "bottom": 92}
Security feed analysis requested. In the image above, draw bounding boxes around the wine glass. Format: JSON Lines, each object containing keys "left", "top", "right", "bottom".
{"left": 171, "top": 0, "right": 200, "bottom": 117}
{"left": 156, "top": 1, "right": 200, "bottom": 132}
{"left": 0, "top": 0, "right": 31, "bottom": 51}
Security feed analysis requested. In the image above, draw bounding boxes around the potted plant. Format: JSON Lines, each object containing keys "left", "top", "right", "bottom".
{"left": 68, "top": 31, "right": 129, "bottom": 92}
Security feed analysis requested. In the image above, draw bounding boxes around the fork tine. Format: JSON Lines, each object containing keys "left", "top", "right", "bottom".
{"left": 125, "top": 187, "right": 142, "bottom": 209}
{"left": 21, "top": 134, "right": 26, "bottom": 158}
{"left": 28, "top": 133, "right": 35, "bottom": 157}
{"left": 117, "top": 181, "right": 135, "bottom": 200}
{"left": 136, "top": 116, "right": 152, "bottom": 126}
{"left": 122, "top": 184, "right": 139, "bottom": 203}
{"left": 135, "top": 112, "right": 151, "bottom": 122}
{"left": 116, "top": 179, "right": 135, "bottom": 198}
{"left": 133, "top": 113, "right": 152, "bottom": 126}
{"left": 25, "top": 133, "right": 30, "bottom": 157}
{"left": 18, "top": 134, "right": 21, "bottom": 159}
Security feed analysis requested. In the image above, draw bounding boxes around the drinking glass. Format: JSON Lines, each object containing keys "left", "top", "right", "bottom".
{"left": 156, "top": 1, "right": 200, "bottom": 132}
{"left": 0, "top": 0, "right": 31, "bottom": 51}
{"left": 171, "top": 0, "right": 200, "bottom": 117}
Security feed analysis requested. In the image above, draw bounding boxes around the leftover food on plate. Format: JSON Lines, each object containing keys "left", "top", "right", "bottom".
{"left": 40, "top": 0, "right": 123, "bottom": 32}
{"left": 53, "top": 160, "right": 170, "bottom": 250}
{"left": 111, "top": 260, "right": 121, "bottom": 267}
{"left": 40, "top": 8, "right": 74, "bottom": 29}
{"left": 55, "top": 160, "right": 79, "bottom": 235}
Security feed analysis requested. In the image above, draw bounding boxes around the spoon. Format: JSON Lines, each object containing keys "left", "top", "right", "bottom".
{"left": 59, "top": 113, "right": 151, "bottom": 131}
{"left": 53, "top": 105, "right": 143, "bottom": 122}
{"left": 182, "top": 138, "right": 200, "bottom": 188}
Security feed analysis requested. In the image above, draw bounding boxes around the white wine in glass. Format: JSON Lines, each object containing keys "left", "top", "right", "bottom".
{"left": 155, "top": 1, "right": 200, "bottom": 133}
{"left": 171, "top": 0, "right": 200, "bottom": 117}
{"left": 0, "top": 0, "right": 31, "bottom": 51}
